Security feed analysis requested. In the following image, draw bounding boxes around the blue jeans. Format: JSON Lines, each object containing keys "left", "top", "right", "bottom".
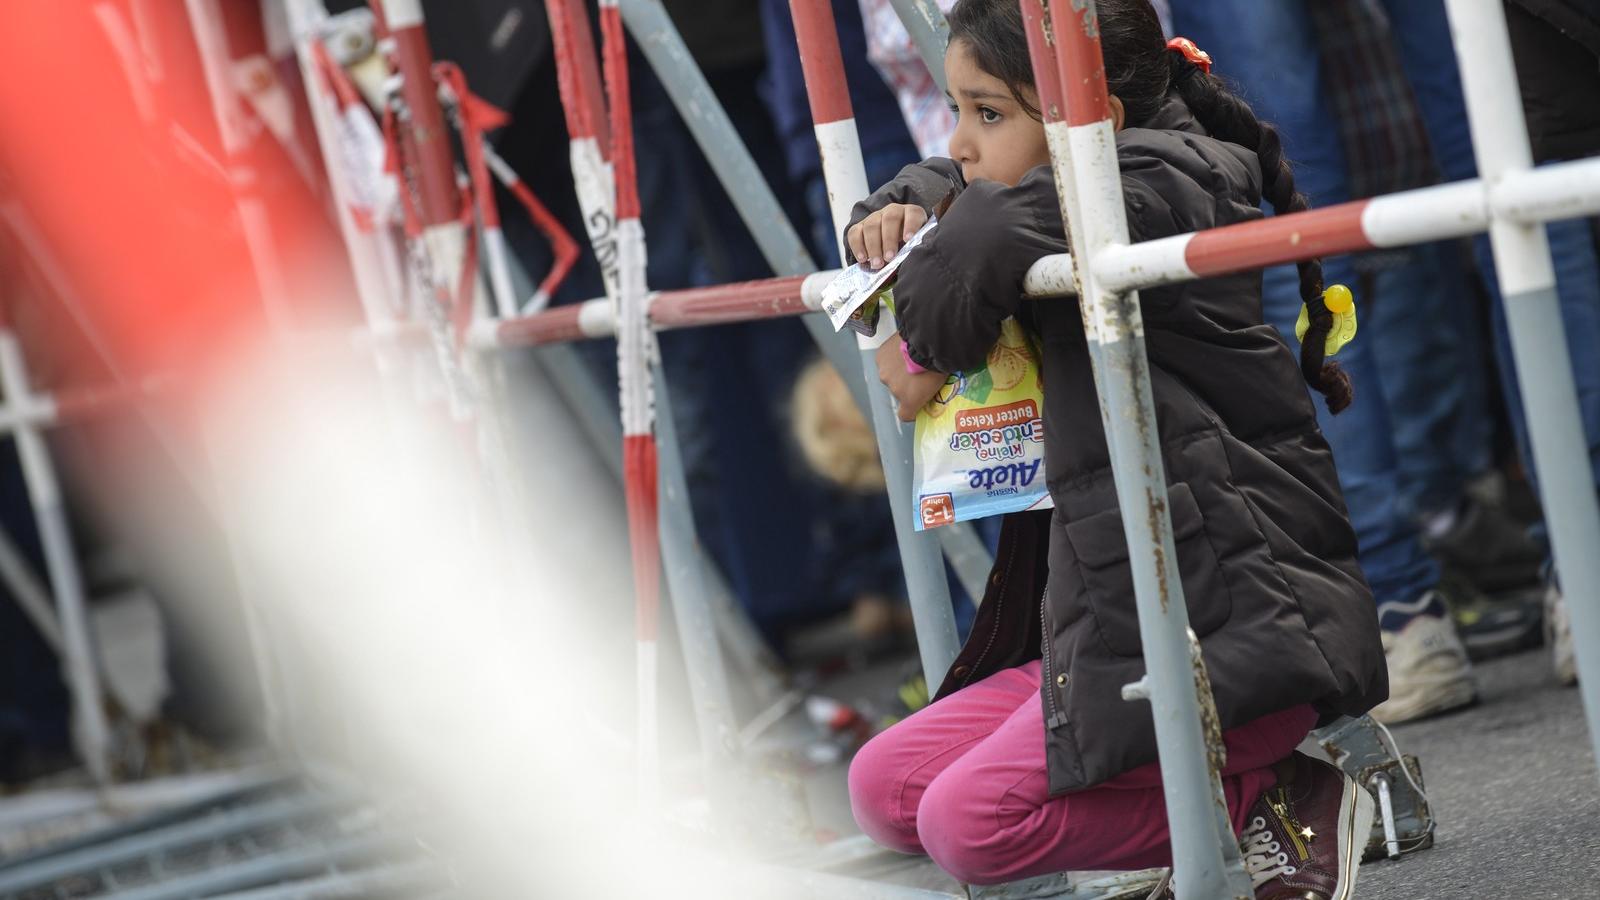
{"left": 1367, "top": 241, "right": 1494, "bottom": 517}
{"left": 1476, "top": 216, "right": 1600, "bottom": 492}
{"left": 1375, "top": 0, "right": 1600, "bottom": 493}
{"left": 1170, "top": 0, "right": 1442, "bottom": 608}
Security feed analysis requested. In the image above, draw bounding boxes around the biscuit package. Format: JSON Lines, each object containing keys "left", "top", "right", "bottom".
{"left": 909, "top": 318, "right": 1053, "bottom": 530}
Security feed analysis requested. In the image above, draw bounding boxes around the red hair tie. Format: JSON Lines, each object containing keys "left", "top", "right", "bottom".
{"left": 1166, "top": 37, "right": 1213, "bottom": 74}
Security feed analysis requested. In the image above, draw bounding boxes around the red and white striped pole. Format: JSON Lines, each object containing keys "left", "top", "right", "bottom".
{"left": 545, "top": 0, "right": 619, "bottom": 301}
{"left": 1028, "top": 3, "right": 1255, "bottom": 895}
{"left": 789, "top": 2, "right": 870, "bottom": 249}
{"left": 471, "top": 140, "right": 1600, "bottom": 349}
{"left": 287, "top": 0, "right": 411, "bottom": 358}
{"left": 543, "top": 0, "right": 657, "bottom": 810}
{"left": 1018, "top": 0, "right": 1116, "bottom": 411}
{"left": 376, "top": 1, "right": 456, "bottom": 231}
{"left": 371, "top": 0, "right": 488, "bottom": 423}
{"left": 594, "top": 0, "right": 662, "bottom": 807}
{"left": 434, "top": 61, "right": 518, "bottom": 321}
{"left": 481, "top": 272, "right": 833, "bottom": 348}
{"left": 473, "top": 149, "right": 518, "bottom": 322}
{"left": 1090, "top": 152, "right": 1600, "bottom": 290}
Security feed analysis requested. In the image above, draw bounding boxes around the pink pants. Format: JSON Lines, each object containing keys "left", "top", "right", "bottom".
{"left": 847, "top": 660, "right": 1316, "bottom": 885}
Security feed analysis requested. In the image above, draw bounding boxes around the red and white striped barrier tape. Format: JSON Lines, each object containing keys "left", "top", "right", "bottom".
{"left": 482, "top": 144, "right": 581, "bottom": 314}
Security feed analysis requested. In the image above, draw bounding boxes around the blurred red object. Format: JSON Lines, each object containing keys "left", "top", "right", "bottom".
{"left": 0, "top": 0, "right": 356, "bottom": 395}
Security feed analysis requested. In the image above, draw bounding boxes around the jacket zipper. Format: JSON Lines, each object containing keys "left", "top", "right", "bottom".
{"left": 958, "top": 536, "right": 1020, "bottom": 690}
{"left": 1040, "top": 589, "right": 1068, "bottom": 730}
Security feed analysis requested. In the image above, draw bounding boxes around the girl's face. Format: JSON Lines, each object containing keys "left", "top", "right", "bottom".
{"left": 944, "top": 40, "right": 1051, "bottom": 186}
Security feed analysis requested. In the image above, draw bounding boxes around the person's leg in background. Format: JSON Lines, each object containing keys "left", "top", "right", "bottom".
{"left": 1476, "top": 218, "right": 1600, "bottom": 684}
{"left": 759, "top": 0, "right": 975, "bottom": 655}
{"left": 1479, "top": 224, "right": 1600, "bottom": 499}
{"left": 1307, "top": 0, "right": 1548, "bottom": 661}
{"left": 1381, "top": 0, "right": 1600, "bottom": 511}
{"left": 1365, "top": 242, "right": 1493, "bottom": 522}
{"left": 669, "top": 49, "right": 854, "bottom": 649}
{"left": 1362, "top": 238, "right": 1547, "bottom": 654}
{"left": 1365, "top": 0, "right": 1541, "bottom": 594}
{"left": 1170, "top": 0, "right": 1473, "bottom": 723}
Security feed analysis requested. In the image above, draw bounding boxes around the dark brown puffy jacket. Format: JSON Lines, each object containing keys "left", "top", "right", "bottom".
{"left": 846, "top": 96, "right": 1387, "bottom": 794}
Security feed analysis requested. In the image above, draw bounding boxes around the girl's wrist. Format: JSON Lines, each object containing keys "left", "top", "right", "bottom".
{"left": 901, "top": 339, "right": 929, "bottom": 374}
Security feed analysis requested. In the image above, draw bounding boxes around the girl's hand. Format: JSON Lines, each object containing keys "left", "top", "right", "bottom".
{"left": 847, "top": 203, "right": 929, "bottom": 269}
{"left": 875, "top": 336, "right": 947, "bottom": 422}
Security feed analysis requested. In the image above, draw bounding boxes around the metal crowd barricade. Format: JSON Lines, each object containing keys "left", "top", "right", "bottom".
{"left": 617, "top": 0, "right": 1000, "bottom": 631}
{"left": 270, "top": 0, "right": 1600, "bottom": 897}
{"left": 0, "top": 328, "right": 140, "bottom": 786}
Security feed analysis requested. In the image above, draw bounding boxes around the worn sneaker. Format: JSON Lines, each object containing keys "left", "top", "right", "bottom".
{"left": 1240, "top": 753, "right": 1375, "bottom": 900}
{"left": 1371, "top": 596, "right": 1476, "bottom": 724}
{"left": 1435, "top": 569, "right": 1543, "bottom": 660}
{"left": 1545, "top": 576, "right": 1578, "bottom": 686}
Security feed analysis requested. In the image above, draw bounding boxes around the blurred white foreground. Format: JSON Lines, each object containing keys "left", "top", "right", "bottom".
{"left": 194, "top": 335, "right": 766, "bottom": 896}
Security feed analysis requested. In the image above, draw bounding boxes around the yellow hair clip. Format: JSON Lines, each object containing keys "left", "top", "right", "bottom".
{"left": 1295, "top": 284, "right": 1357, "bottom": 357}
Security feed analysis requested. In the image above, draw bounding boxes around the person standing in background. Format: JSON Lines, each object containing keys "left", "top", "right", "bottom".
{"left": 497, "top": 2, "right": 917, "bottom": 653}
{"left": 1165, "top": 0, "right": 1583, "bottom": 721}
{"left": 1305, "top": 0, "right": 1599, "bottom": 688}
{"left": 1494, "top": 0, "right": 1600, "bottom": 685}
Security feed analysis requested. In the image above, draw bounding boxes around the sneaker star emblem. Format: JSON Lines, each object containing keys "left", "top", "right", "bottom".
{"left": 1300, "top": 826, "right": 1316, "bottom": 842}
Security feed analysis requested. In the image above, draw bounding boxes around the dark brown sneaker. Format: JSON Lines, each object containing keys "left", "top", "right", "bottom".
{"left": 1240, "top": 753, "right": 1375, "bottom": 900}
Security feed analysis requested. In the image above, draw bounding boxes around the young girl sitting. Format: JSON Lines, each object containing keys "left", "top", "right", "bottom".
{"left": 843, "top": 1, "right": 1387, "bottom": 897}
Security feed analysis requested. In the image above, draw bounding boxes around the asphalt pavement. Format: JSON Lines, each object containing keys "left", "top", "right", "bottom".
{"left": 1359, "top": 647, "right": 1598, "bottom": 900}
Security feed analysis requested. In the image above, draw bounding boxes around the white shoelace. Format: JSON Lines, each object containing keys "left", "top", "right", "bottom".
{"left": 1240, "top": 815, "right": 1298, "bottom": 888}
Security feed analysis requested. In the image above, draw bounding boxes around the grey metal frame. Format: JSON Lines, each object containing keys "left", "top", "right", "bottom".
{"left": 210, "top": 860, "right": 447, "bottom": 898}
{"left": 886, "top": 0, "right": 952, "bottom": 94}
{"left": 0, "top": 794, "right": 344, "bottom": 896}
{"left": 108, "top": 831, "right": 402, "bottom": 900}
{"left": 1444, "top": 0, "right": 1600, "bottom": 772}
{"left": 0, "top": 519, "right": 64, "bottom": 652}
{"left": 652, "top": 364, "right": 741, "bottom": 802}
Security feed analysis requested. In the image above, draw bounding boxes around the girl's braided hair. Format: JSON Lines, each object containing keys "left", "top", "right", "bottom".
{"left": 946, "top": 0, "right": 1352, "bottom": 413}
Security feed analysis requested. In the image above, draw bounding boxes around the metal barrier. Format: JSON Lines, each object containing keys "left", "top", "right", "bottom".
{"left": 8, "top": 0, "right": 1590, "bottom": 896}
{"left": 0, "top": 330, "right": 117, "bottom": 784}
{"left": 1017, "top": 3, "right": 1252, "bottom": 894}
